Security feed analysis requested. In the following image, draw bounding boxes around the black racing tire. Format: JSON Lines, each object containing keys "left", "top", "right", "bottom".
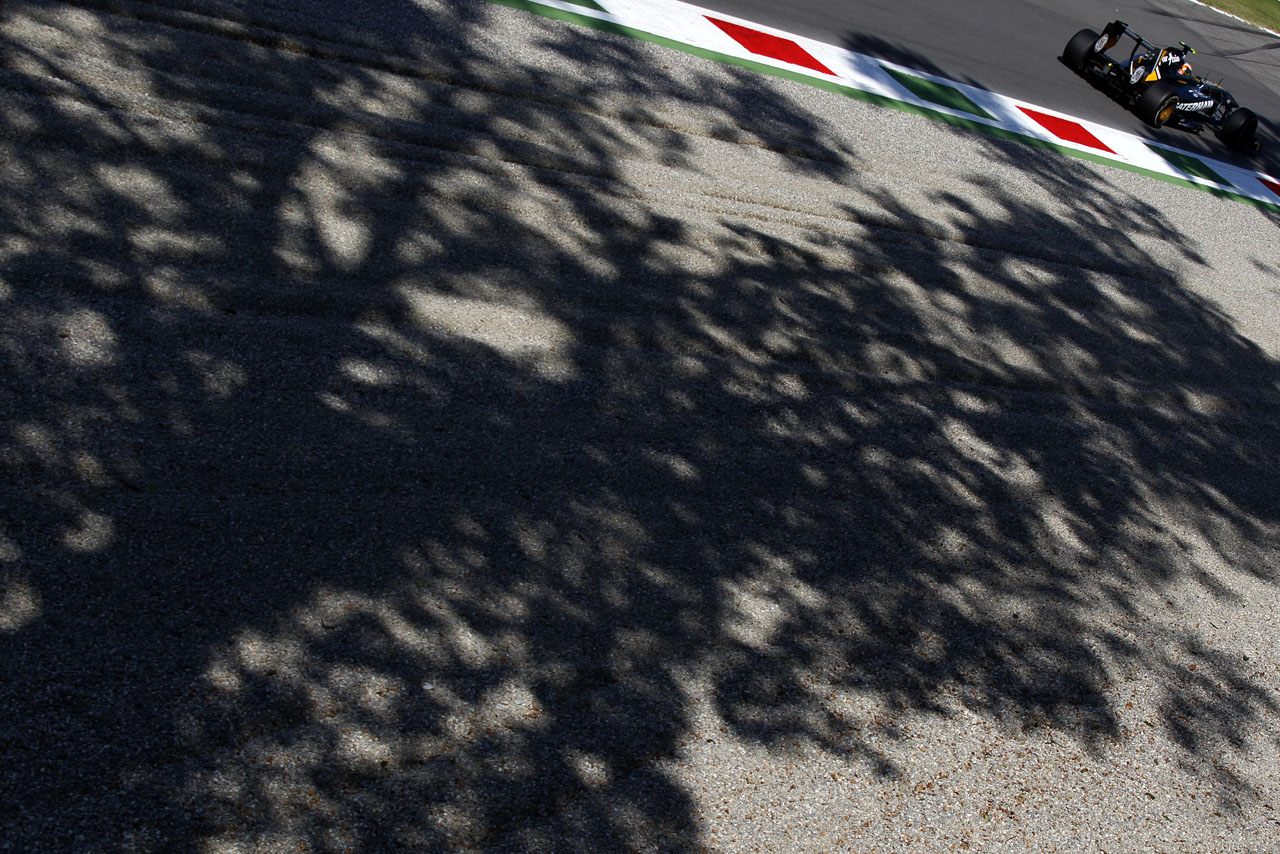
{"left": 1064, "top": 28, "right": 1101, "bottom": 72}
{"left": 1136, "top": 82, "right": 1179, "bottom": 128}
{"left": 1221, "top": 107, "right": 1259, "bottom": 152}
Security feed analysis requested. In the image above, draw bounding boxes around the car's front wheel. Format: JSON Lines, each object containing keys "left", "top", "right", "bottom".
{"left": 1063, "top": 28, "right": 1101, "bottom": 72}
{"left": 1136, "top": 82, "right": 1178, "bottom": 127}
{"left": 1221, "top": 108, "right": 1260, "bottom": 153}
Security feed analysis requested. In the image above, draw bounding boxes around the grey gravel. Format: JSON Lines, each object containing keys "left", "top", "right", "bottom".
{"left": 1, "top": 0, "right": 1279, "bottom": 851}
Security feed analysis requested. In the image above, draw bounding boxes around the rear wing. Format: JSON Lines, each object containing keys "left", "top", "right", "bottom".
{"left": 1093, "top": 20, "right": 1158, "bottom": 66}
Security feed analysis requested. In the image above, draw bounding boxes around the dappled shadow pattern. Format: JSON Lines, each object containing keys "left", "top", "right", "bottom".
{"left": 2, "top": 0, "right": 1279, "bottom": 850}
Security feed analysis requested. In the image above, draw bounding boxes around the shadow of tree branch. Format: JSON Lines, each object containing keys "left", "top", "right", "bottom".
{"left": 2, "top": 0, "right": 1279, "bottom": 850}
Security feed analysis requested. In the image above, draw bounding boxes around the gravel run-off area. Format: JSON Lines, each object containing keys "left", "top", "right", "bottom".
{"left": 2, "top": 0, "right": 1279, "bottom": 851}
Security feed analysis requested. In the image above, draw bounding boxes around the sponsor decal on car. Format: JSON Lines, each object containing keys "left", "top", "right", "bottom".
{"left": 1177, "top": 100, "right": 1215, "bottom": 111}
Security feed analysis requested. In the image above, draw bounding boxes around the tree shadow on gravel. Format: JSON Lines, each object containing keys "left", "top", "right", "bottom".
{"left": 1, "top": 0, "right": 1279, "bottom": 851}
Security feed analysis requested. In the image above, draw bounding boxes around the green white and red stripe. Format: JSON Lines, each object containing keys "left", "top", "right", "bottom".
{"left": 488, "top": 0, "right": 1280, "bottom": 211}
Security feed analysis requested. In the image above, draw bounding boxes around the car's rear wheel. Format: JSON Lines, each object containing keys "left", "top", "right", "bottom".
{"left": 1136, "top": 82, "right": 1178, "bottom": 127}
{"left": 1064, "top": 28, "right": 1101, "bottom": 72}
{"left": 1221, "top": 107, "right": 1259, "bottom": 153}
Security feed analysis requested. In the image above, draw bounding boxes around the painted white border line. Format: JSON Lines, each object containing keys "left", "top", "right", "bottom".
{"left": 492, "top": 0, "right": 1280, "bottom": 209}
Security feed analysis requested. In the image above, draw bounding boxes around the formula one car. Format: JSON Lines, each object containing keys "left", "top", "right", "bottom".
{"left": 1062, "top": 20, "right": 1261, "bottom": 153}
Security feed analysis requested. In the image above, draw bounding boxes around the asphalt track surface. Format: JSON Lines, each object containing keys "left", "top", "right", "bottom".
{"left": 696, "top": 0, "right": 1280, "bottom": 175}
{"left": 2, "top": 0, "right": 1280, "bottom": 852}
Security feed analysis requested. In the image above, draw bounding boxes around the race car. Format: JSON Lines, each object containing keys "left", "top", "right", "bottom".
{"left": 1062, "top": 20, "right": 1261, "bottom": 153}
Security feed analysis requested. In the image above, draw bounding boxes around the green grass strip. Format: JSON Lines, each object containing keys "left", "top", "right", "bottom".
{"left": 482, "top": 0, "right": 1280, "bottom": 213}
{"left": 1146, "top": 144, "right": 1229, "bottom": 186}
{"left": 557, "top": 0, "right": 607, "bottom": 10}
{"left": 882, "top": 67, "right": 995, "bottom": 121}
{"left": 1197, "top": 0, "right": 1280, "bottom": 34}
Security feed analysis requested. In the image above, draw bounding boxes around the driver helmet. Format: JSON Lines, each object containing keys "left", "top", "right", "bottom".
{"left": 1179, "top": 61, "right": 1193, "bottom": 76}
